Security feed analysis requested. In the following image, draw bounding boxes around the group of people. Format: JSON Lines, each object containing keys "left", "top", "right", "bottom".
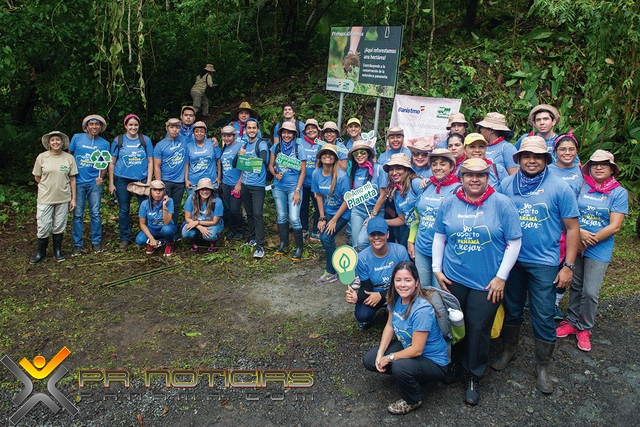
{"left": 31, "top": 99, "right": 628, "bottom": 415}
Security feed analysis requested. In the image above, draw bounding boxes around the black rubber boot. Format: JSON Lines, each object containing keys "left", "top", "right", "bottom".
{"left": 535, "top": 338, "right": 555, "bottom": 394}
{"left": 52, "top": 234, "right": 66, "bottom": 262}
{"left": 30, "top": 237, "right": 49, "bottom": 264}
{"left": 291, "top": 229, "right": 304, "bottom": 260}
{"left": 491, "top": 324, "right": 521, "bottom": 371}
{"left": 274, "top": 223, "right": 289, "bottom": 254}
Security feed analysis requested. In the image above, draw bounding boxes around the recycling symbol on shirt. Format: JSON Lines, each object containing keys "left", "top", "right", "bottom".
{"left": 90, "top": 150, "right": 112, "bottom": 170}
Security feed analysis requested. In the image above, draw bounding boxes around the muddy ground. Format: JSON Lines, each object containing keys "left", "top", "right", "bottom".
{"left": 0, "top": 213, "right": 639, "bottom": 427}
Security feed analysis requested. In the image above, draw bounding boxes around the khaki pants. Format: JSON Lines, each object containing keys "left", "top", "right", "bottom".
{"left": 37, "top": 203, "right": 70, "bottom": 238}
{"left": 190, "top": 90, "right": 209, "bottom": 114}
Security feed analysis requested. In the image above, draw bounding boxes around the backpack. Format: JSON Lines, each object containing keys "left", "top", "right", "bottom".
{"left": 424, "top": 287, "right": 463, "bottom": 359}
{"left": 116, "top": 134, "right": 150, "bottom": 157}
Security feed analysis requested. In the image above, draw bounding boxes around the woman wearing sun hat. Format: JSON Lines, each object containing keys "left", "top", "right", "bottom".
{"left": 30, "top": 131, "right": 78, "bottom": 263}
{"left": 320, "top": 121, "right": 349, "bottom": 171}
{"left": 407, "top": 139, "right": 434, "bottom": 178}
{"left": 556, "top": 150, "right": 628, "bottom": 352}
{"left": 432, "top": 157, "right": 522, "bottom": 405}
{"left": 185, "top": 121, "right": 222, "bottom": 198}
{"left": 436, "top": 112, "right": 469, "bottom": 149}
{"left": 475, "top": 112, "right": 518, "bottom": 174}
{"left": 181, "top": 177, "right": 224, "bottom": 253}
{"left": 136, "top": 180, "right": 178, "bottom": 256}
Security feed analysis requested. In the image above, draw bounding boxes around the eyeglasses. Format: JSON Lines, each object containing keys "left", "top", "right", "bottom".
{"left": 556, "top": 147, "right": 577, "bottom": 153}
{"left": 591, "top": 162, "right": 611, "bottom": 169}
{"left": 413, "top": 152, "right": 429, "bottom": 158}
{"left": 353, "top": 150, "right": 368, "bottom": 157}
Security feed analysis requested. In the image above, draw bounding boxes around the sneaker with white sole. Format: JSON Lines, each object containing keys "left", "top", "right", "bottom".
{"left": 253, "top": 246, "right": 264, "bottom": 258}
{"left": 315, "top": 271, "right": 338, "bottom": 284}
{"left": 245, "top": 239, "right": 257, "bottom": 247}
{"left": 577, "top": 330, "right": 592, "bottom": 352}
{"left": 556, "top": 320, "right": 578, "bottom": 338}
{"left": 387, "top": 399, "right": 422, "bottom": 415}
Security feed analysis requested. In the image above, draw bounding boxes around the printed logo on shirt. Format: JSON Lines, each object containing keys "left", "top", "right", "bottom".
{"left": 580, "top": 205, "right": 609, "bottom": 227}
{"left": 374, "top": 260, "right": 395, "bottom": 272}
{"left": 166, "top": 149, "right": 186, "bottom": 169}
{"left": 518, "top": 203, "right": 550, "bottom": 229}
{"left": 583, "top": 194, "right": 607, "bottom": 202}
{"left": 451, "top": 225, "right": 492, "bottom": 254}
{"left": 122, "top": 154, "right": 145, "bottom": 168}
{"left": 59, "top": 165, "right": 69, "bottom": 172}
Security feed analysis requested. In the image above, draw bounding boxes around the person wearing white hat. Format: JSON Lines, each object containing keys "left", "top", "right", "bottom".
{"left": 184, "top": 121, "right": 222, "bottom": 198}
{"left": 181, "top": 177, "right": 224, "bottom": 252}
{"left": 475, "top": 112, "right": 518, "bottom": 174}
{"left": 30, "top": 131, "right": 78, "bottom": 263}
{"left": 190, "top": 64, "right": 216, "bottom": 117}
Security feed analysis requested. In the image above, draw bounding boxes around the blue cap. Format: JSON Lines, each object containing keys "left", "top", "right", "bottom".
{"left": 367, "top": 216, "right": 388, "bottom": 235}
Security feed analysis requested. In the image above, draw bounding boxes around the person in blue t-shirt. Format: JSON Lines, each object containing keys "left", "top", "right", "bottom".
{"left": 345, "top": 217, "right": 410, "bottom": 330}
{"left": 179, "top": 106, "right": 196, "bottom": 145}
{"left": 233, "top": 118, "right": 269, "bottom": 259}
{"left": 108, "top": 113, "right": 154, "bottom": 249}
{"left": 69, "top": 114, "right": 110, "bottom": 256}
{"left": 407, "top": 139, "right": 433, "bottom": 179}
{"left": 462, "top": 133, "right": 507, "bottom": 190}
{"left": 273, "top": 103, "right": 305, "bottom": 145}
{"left": 475, "top": 112, "right": 518, "bottom": 174}
{"left": 432, "top": 158, "right": 522, "bottom": 405}
{"left": 181, "top": 178, "right": 224, "bottom": 253}
{"left": 136, "top": 180, "right": 178, "bottom": 256}
{"left": 319, "top": 121, "right": 348, "bottom": 171}
{"left": 153, "top": 118, "right": 187, "bottom": 226}
{"left": 362, "top": 261, "right": 448, "bottom": 415}
{"left": 219, "top": 126, "right": 245, "bottom": 241}
{"left": 185, "top": 121, "right": 222, "bottom": 198}
{"left": 435, "top": 112, "right": 469, "bottom": 149}
{"left": 556, "top": 150, "right": 628, "bottom": 353}
{"left": 299, "top": 118, "right": 322, "bottom": 241}
{"left": 268, "top": 121, "right": 307, "bottom": 260}
{"left": 376, "top": 127, "right": 412, "bottom": 166}
{"left": 494, "top": 136, "right": 580, "bottom": 395}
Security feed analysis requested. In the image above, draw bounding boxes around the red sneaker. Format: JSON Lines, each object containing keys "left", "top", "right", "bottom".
{"left": 577, "top": 330, "right": 592, "bottom": 352}
{"left": 556, "top": 321, "right": 578, "bottom": 338}
{"left": 164, "top": 243, "right": 174, "bottom": 257}
{"left": 145, "top": 244, "right": 155, "bottom": 254}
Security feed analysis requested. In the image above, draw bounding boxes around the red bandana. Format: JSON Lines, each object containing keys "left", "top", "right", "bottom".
{"left": 584, "top": 175, "right": 621, "bottom": 194}
{"left": 456, "top": 185, "right": 495, "bottom": 207}
{"left": 429, "top": 173, "right": 460, "bottom": 194}
{"left": 304, "top": 136, "right": 316, "bottom": 146}
{"left": 487, "top": 136, "right": 505, "bottom": 147}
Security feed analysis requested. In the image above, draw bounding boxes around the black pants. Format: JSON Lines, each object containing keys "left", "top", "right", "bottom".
{"left": 363, "top": 340, "right": 446, "bottom": 404}
{"left": 222, "top": 183, "right": 244, "bottom": 235}
{"left": 164, "top": 181, "right": 185, "bottom": 226}
{"left": 301, "top": 185, "right": 319, "bottom": 234}
{"left": 241, "top": 184, "right": 265, "bottom": 246}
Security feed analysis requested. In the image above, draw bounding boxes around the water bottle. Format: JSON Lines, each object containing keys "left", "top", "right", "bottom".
{"left": 448, "top": 308, "right": 466, "bottom": 343}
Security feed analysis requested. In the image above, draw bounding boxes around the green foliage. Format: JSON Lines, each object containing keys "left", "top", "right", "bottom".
{"left": 0, "top": 185, "right": 37, "bottom": 227}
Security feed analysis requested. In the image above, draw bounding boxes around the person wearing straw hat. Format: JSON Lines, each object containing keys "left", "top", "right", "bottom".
{"left": 268, "top": 121, "right": 307, "bottom": 260}
{"left": 154, "top": 118, "right": 187, "bottom": 226}
{"left": 432, "top": 157, "right": 522, "bottom": 405}
{"left": 190, "top": 64, "right": 216, "bottom": 117}
{"left": 181, "top": 177, "right": 225, "bottom": 253}
{"left": 229, "top": 101, "right": 262, "bottom": 138}
{"left": 408, "top": 149, "right": 460, "bottom": 289}
{"left": 108, "top": 113, "right": 154, "bottom": 250}
{"left": 320, "top": 121, "right": 348, "bottom": 171}
{"left": 462, "top": 133, "right": 507, "bottom": 190}
{"left": 135, "top": 180, "right": 178, "bottom": 256}
{"left": 299, "top": 118, "right": 323, "bottom": 241}
{"left": 475, "top": 112, "right": 518, "bottom": 174}
{"left": 273, "top": 103, "right": 305, "bottom": 145}
{"left": 30, "top": 131, "right": 78, "bottom": 263}
{"left": 556, "top": 150, "right": 627, "bottom": 352}
{"left": 407, "top": 138, "right": 434, "bottom": 178}
{"left": 219, "top": 125, "right": 245, "bottom": 241}
{"left": 185, "top": 121, "right": 222, "bottom": 198}
{"left": 436, "top": 112, "right": 469, "bottom": 149}
{"left": 493, "top": 136, "right": 580, "bottom": 395}
{"left": 69, "top": 114, "right": 110, "bottom": 256}
{"left": 377, "top": 127, "right": 412, "bottom": 167}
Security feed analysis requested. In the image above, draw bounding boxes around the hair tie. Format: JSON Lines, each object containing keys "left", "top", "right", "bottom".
{"left": 124, "top": 113, "right": 141, "bottom": 127}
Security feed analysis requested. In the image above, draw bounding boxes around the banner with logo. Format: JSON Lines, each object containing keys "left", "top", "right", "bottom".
{"left": 326, "top": 26, "right": 403, "bottom": 99}
{"left": 390, "top": 95, "right": 462, "bottom": 148}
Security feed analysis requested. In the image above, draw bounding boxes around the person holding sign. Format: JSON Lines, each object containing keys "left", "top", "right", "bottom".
{"left": 432, "top": 158, "right": 521, "bottom": 405}
{"left": 345, "top": 217, "right": 410, "bottom": 330}
{"left": 233, "top": 118, "right": 269, "bottom": 258}
{"left": 268, "top": 121, "right": 307, "bottom": 260}
{"left": 69, "top": 114, "right": 110, "bottom": 256}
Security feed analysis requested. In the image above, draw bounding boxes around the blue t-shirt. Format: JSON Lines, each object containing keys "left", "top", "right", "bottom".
{"left": 485, "top": 140, "right": 518, "bottom": 170}
{"left": 351, "top": 163, "right": 388, "bottom": 208}
{"left": 239, "top": 137, "right": 269, "bottom": 187}
{"left": 111, "top": 135, "right": 153, "bottom": 180}
{"left": 516, "top": 132, "right": 581, "bottom": 164}
{"left": 434, "top": 192, "right": 522, "bottom": 291}
{"left": 414, "top": 181, "right": 459, "bottom": 257}
{"left": 69, "top": 133, "right": 110, "bottom": 184}
{"left": 356, "top": 243, "right": 410, "bottom": 292}
{"left": 220, "top": 140, "right": 243, "bottom": 186}
{"left": 186, "top": 139, "right": 222, "bottom": 185}
{"left": 390, "top": 297, "right": 449, "bottom": 366}
{"left": 487, "top": 161, "right": 507, "bottom": 190}
{"left": 153, "top": 137, "right": 187, "bottom": 183}
{"left": 183, "top": 195, "right": 224, "bottom": 221}
{"left": 392, "top": 177, "right": 423, "bottom": 226}
{"left": 317, "top": 140, "right": 349, "bottom": 161}
{"left": 180, "top": 125, "right": 195, "bottom": 145}
{"left": 577, "top": 185, "right": 628, "bottom": 263}
{"left": 300, "top": 139, "right": 321, "bottom": 187}
{"left": 500, "top": 171, "right": 579, "bottom": 266}
{"left": 311, "top": 168, "right": 351, "bottom": 219}
{"left": 547, "top": 163, "right": 583, "bottom": 196}
{"left": 139, "top": 198, "right": 175, "bottom": 231}
{"left": 270, "top": 139, "right": 307, "bottom": 190}
{"left": 377, "top": 147, "right": 413, "bottom": 166}
{"left": 413, "top": 166, "right": 432, "bottom": 179}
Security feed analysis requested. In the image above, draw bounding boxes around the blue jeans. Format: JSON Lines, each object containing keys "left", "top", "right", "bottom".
{"left": 114, "top": 177, "right": 147, "bottom": 242}
{"left": 351, "top": 205, "right": 384, "bottom": 251}
{"left": 319, "top": 213, "right": 350, "bottom": 274}
{"left": 135, "top": 224, "right": 178, "bottom": 245}
{"left": 504, "top": 261, "right": 559, "bottom": 342}
{"left": 301, "top": 185, "right": 319, "bottom": 234}
{"left": 272, "top": 186, "right": 302, "bottom": 229}
{"left": 181, "top": 221, "right": 224, "bottom": 242}
{"left": 355, "top": 297, "right": 386, "bottom": 323}
{"left": 413, "top": 250, "right": 439, "bottom": 289}
{"left": 73, "top": 182, "right": 103, "bottom": 246}
{"left": 164, "top": 181, "right": 185, "bottom": 226}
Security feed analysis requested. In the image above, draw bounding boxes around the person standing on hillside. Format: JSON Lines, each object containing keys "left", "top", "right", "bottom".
{"left": 229, "top": 101, "right": 262, "bottom": 138}
{"left": 69, "top": 114, "right": 110, "bottom": 256}
{"left": 273, "top": 103, "right": 305, "bottom": 145}
{"left": 190, "top": 64, "right": 216, "bottom": 118}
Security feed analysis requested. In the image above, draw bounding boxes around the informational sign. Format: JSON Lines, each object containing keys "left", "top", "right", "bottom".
{"left": 343, "top": 182, "right": 378, "bottom": 210}
{"left": 90, "top": 150, "right": 112, "bottom": 170}
{"left": 326, "top": 26, "right": 403, "bottom": 99}
{"left": 275, "top": 153, "right": 302, "bottom": 171}
{"left": 236, "top": 155, "right": 264, "bottom": 173}
{"left": 390, "top": 95, "right": 462, "bottom": 148}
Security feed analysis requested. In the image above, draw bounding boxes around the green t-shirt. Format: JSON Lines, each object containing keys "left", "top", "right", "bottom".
{"left": 32, "top": 151, "right": 78, "bottom": 204}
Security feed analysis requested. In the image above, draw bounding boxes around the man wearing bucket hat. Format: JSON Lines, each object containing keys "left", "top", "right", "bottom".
{"left": 69, "top": 114, "right": 110, "bottom": 256}
{"left": 377, "top": 127, "right": 412, "bottom": 166}
{"left": 154, "top": 118, "right": 188, "bottom": 226}
{"left": 475, "top": 112, "right": 518, "bottom": 174}
{"left": 273, "top": 103, "right": 305, "bottom": 145}
{"left": 190, "top": 64, "right": 216, "bottom": 117}
{"left": 229, "top": 101, "right": 262, "bottom": 138}
{"left": 31, "top": 131, "right": 78, "bottom": 263}
{"left": 493, "top": 136, "right": 580, "bottom": 395}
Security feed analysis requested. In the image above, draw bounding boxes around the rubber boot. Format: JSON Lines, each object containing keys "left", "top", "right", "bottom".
{"left": 534, "top": 338, "right": 555, "bottom": 394}
{"left": 291, "top": 229, "right": 304, "bottom": 261}
{"left": 52, "top": 234, "right": 66, "bottom": 262}
{"left": 274, "top": 223, "right": 289, "bottom": 254}
{"left": 30, "top": 237, "right": 49, "bottom": 264}
{"left": 491, "top": 324, "right": 521, "bottom": 371}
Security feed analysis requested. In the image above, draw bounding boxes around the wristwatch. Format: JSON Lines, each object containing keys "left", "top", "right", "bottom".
{"left": 388, "top": 353, "right": 395, "bottom": 362}
{"left": 562, "top": 262, "right": 575, "bottom": 271}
